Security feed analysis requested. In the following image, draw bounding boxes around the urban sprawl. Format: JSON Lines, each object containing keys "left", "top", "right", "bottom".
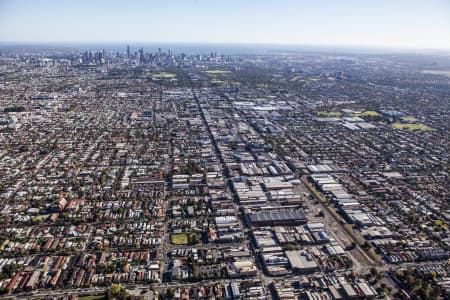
{"left": 0, "top": 45, "right": 449, "bottom": 300}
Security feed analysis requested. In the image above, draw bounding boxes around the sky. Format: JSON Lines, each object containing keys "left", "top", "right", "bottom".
{"left": 1, "top": 0, "right": 450, "bottom": 50}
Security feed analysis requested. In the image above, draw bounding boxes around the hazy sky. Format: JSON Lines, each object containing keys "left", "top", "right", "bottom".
{"left": 1, "top": 0, "right": 449, "bottom": 49}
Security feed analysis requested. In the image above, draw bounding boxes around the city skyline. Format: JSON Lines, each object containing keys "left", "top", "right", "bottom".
{"left": 1, "top": 0, "right": 450, "bottom": 50}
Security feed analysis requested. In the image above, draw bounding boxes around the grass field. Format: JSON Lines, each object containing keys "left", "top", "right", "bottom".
{"left": 171, "top": 232, "right": 198, "bottom": 245}
{"left": 152, "top": 72, "right": 176, "bottom": 79}
{"left": 204, "top": 70, "right": 231, "bottom": 74}
{"left": 33, "top": 214, "right": 49, "bottom": 222}
{"left": 434, "top": 220, "right": 448, "bottom": 230}
{"left": 211, "top": 79, "right": 225, "bottom": 84}
{"left": 290, "top": 75, "right": 304, "bottom": 82}
{"left": 77, "top": 295, "right": 105, "bottom": 300}
{"left": 350, "top": 110, "right": 381, "bottom": 117}
{"left": 422, "top": 70, "right": 450, "bottom": 77}
{"left": 317, "top": 111, "right": 342, "bottom": 117}
{"left": 401, "top": 116, "right": 419, "bottom": 123}
{"left": 392, "top": 123, "right": 433, "bottom": 131}
{"left": 170, "top": 233, "right": 189, "bottom": 245}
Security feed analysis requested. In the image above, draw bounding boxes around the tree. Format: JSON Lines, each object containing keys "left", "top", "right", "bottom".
{"left": 407, "top": 211, "right": 417, "bottom": 224}
{"left": 384, "top": 287, "right": 392, "bottom": 296}
{"left": 428, "top": 271, "right": 437, "bottom": 280}
{"left": 166, "top": 288, "right": 174, "bottom": 298}
{"left": 111, "top": 283, "right": 121, "bottom": 295}
{"left": 370, "top": 267, "right": 379, "bottom": 278}
{"left": 430, "top": 285, "right": 441, "bottom": 299}
{"left": 107, "top": 284, "right": 130, "bottom": 300}
{"left": 422, "top": 283, "right": 431, "bottom": 299}
{"left": 2, "top": 263, "right": 18, "bottom": 278}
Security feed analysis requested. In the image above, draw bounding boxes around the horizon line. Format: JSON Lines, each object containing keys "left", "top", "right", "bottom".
{"left": 1, "top": 40, "right": 450, "bottom": 53}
